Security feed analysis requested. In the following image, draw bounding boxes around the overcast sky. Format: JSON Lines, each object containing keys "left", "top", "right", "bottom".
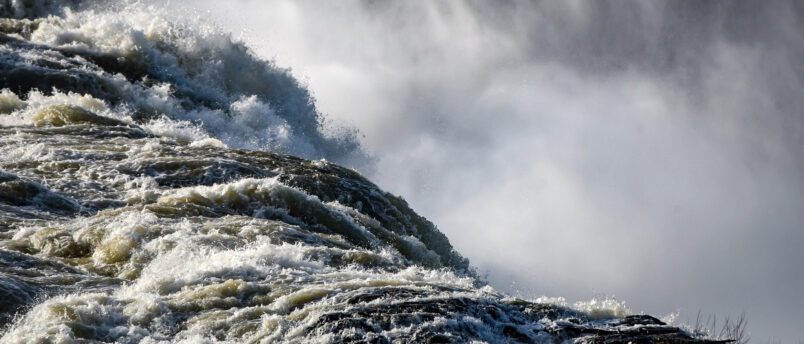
{"left": 160, "top": 1, "right": 803, "bottom": 341}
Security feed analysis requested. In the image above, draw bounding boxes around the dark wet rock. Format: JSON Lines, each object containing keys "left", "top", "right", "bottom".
{"left": 290, "top": 286, "right": 726, "bottom": 343}
{"left": 0, "top": 274, "right": 38, "bottom": 326}
{"left": 0, "top": 249, "right": 120, "bottom": 327}
{"left": 118, "top": 155, "right": 274, "bottom": 188}
{"left": 0, "top": 171, "right": 79, "bottom": 215}
{"left": 0, "top": 0, "right": 84, "bottom": 19}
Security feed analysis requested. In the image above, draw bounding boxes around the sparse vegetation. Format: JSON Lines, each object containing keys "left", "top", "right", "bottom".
{"left": 690, "top": 311, "right": 749, "bottom": 344}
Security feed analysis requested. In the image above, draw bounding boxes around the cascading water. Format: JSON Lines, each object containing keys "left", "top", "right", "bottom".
{"left": 0, "top": 1, "right": 723, "bottom": 343}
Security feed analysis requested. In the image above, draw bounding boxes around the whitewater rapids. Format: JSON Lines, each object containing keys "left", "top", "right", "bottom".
{"left": 0, "top": 1, "right": 717, "bottom": 343}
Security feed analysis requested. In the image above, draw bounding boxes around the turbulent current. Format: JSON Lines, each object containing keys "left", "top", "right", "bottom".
{"left": 0, "top": 2, "right": 721, "bottom": 343}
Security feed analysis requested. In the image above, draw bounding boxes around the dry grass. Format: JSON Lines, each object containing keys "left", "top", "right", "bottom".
{"left": 691, "top": 311, "right": 749, "bottom": 344}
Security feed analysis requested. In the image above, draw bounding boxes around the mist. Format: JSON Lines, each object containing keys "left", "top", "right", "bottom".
{"left": 158, "top": 1, "right": 803, "bottom": 341}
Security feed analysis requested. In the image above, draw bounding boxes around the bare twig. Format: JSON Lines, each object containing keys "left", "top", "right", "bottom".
{"left": 689, "top": 311, "right": 749, "bottom": 344}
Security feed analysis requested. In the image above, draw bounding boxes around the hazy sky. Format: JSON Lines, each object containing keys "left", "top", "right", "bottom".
{"left": 158, "top": 1, "right": 803, "bottom": 341}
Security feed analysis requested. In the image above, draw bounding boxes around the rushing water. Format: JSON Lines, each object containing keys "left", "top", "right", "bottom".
{"left": 0, "top": 2, "right": 720, "bottom": 343}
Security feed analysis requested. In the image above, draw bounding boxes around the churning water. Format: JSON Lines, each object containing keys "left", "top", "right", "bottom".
{"left": 0, "top": 1, "right": 726, "bottom": 343}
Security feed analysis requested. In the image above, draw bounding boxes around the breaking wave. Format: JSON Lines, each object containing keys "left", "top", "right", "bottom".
{"left": 0, "top": 0, "right": 365, "bottom": 167}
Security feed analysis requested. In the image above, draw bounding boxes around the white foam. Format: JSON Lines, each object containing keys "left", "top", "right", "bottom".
{"left": 141, "top": 117, "right": 220, "bottom": 145}
{"left": 13, "top": 4, "right": 365, "bottom": 165}
{"left": 573, "top": 297, "right": 630, "bottom": 319}
{"left": 0, "top": 88, "right": 24, "bottom": 114}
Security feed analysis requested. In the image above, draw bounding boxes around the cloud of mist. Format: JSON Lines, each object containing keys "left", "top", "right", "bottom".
{"left": 159, "top": 1, "right": 803, "bottom": 341}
